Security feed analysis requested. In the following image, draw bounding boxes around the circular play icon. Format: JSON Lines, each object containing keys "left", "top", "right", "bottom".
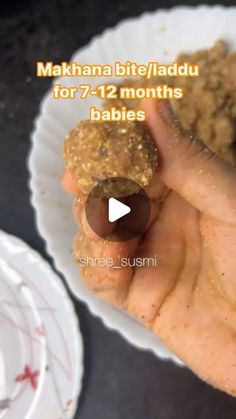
{"left": 85, "top": 177, "right": 151, "bottom": 242}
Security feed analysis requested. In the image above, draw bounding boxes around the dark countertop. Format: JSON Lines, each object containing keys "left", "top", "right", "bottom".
{"left": 1, "top": 1, "right": 236, "bottom": 418}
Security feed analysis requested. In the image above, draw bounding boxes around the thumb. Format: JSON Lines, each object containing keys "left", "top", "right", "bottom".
{"left": 142, "top": 99, "right": 236, "bottom": 225}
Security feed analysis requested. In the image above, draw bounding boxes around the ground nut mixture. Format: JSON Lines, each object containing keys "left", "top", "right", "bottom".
{"left": 64, "top": 120, "right": 157, "bottom": 196}
{"left": 64, "top": 41, "right": 236, "bottom": 200}
{"left": 105, "top": 41, "right": 236, "bottom": 163}
{"left": 171, "top": 40, "right": 236, "bottom": 162}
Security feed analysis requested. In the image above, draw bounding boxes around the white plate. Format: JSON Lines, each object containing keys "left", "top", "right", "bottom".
{"left": 28, "top": 5, "right": 236, "bottom": 364}
{"left": 0, "top": 231, "right": 83, "bottom": 418}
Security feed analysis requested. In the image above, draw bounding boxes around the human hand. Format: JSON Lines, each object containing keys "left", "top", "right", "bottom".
{"left": 63, "top": 99, "right": 236, "bottom": 396}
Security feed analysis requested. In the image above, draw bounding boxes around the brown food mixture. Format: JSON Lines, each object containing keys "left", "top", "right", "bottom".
{"left": 105, "top": 41, "right": 236, "bottom": 163}
{"left": 64, "top": 41, "right": 236, "bottom": 199}
{"left": 64, "top": 120, "right": 157, "bottom": 196}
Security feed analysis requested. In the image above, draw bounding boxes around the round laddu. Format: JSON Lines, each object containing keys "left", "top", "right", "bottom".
{"left": 63, "top": 120, "right": 158, "bottom": 196}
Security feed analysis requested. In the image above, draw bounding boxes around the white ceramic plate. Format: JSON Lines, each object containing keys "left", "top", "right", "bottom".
{"left": 28, "top": 5, "right": 236, "bottom": 364}
{"left": 0, "top": 231, "right": 83, "bottom": 418}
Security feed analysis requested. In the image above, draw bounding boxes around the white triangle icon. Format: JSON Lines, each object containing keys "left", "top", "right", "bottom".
{"left": 108, "top": 198, "right": 131, "bottom": 222}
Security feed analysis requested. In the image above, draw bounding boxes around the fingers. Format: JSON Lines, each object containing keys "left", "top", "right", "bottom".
{"left": 61, "top": 170, "right": 79, "bottom": 196}
{"left": 74, "top": 196, "right": 116, "bottom": 239}
{"left": 143, "top": 99, "right": 236, "bottom": 226}
{"left": 74, "top": 230, "right": 138, "bottom": 307}
{"left": 72, "top": 184, "right": 140, "bottom": 306}
{"left": 62, "top": 170, "right": 113, "bottom": 239}
{"left": 144, "top": 171, "right": 167, "bottom": 200}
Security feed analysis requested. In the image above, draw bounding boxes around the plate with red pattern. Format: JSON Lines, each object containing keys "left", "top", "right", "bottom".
{"left": 0, "top": 230, "right": 83, "bottom": 418}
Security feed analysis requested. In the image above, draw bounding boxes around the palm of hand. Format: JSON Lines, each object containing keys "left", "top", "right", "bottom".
{"left": 72, "top": 99, "right": 236, "bottom": 396}
{"left": 75, "top": 188, "right": 236, "bottom": 396}
{"left": 126, "top": 190, "right": 236, "bottom": 396}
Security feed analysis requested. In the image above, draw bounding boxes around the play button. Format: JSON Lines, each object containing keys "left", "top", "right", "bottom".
{"left": 85, "top": 177, "right": 151, "bottom": 242}
{"left": 108, "top": 198, "right": 131, "bottom": 222}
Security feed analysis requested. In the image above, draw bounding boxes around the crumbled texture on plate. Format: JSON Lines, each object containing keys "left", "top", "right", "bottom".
{"left": 171, "top": 40, "right": 236, "bottom": 162}
{"left": 64, "top": 120, "right": 157, "bottom": 195}
{"left": 105, "top": 41, "right": 236, "bottom": 163}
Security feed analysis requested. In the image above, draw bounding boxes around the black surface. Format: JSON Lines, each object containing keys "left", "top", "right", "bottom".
{"left": 1, "top": 1, "right": 236, "bottom": 418}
